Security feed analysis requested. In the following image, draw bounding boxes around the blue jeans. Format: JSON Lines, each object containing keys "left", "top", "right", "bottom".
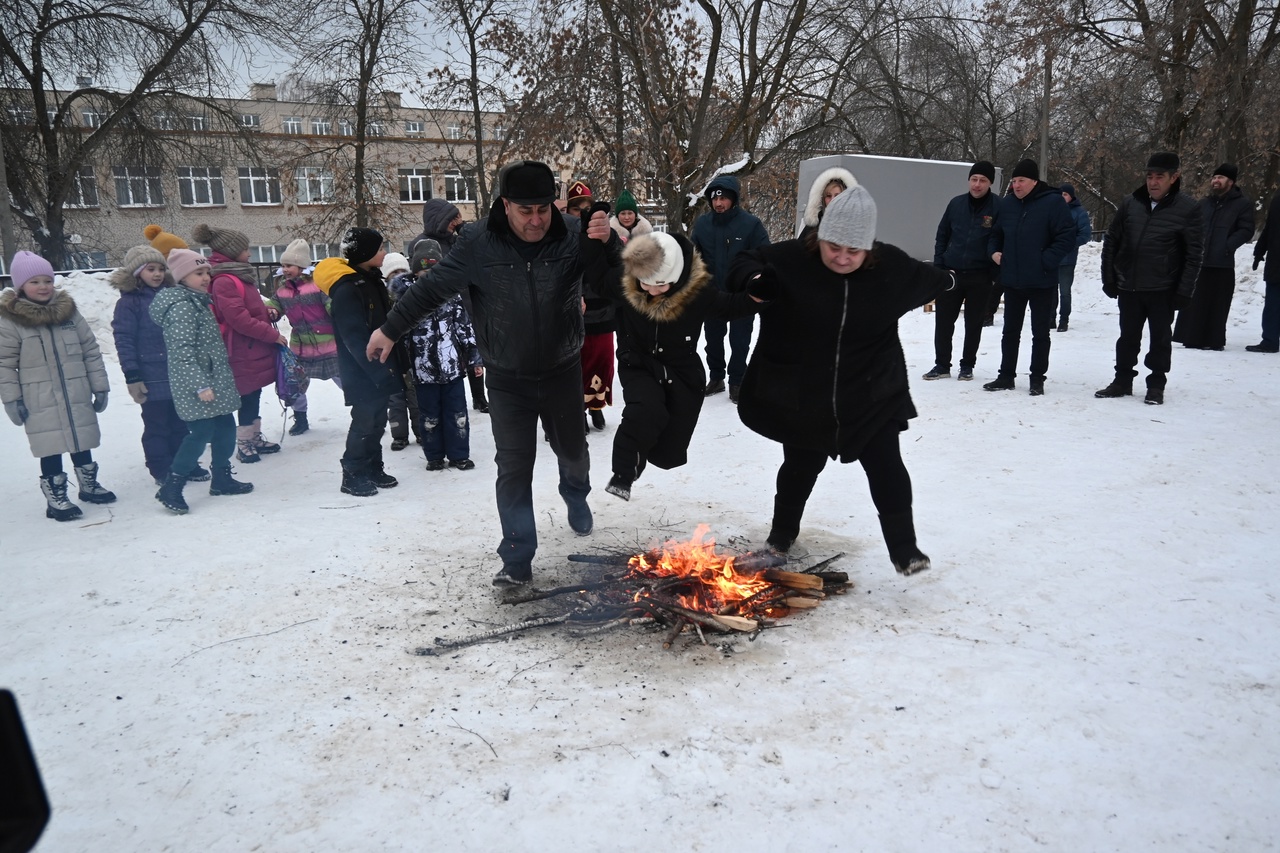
{"left": 172, "top": 414, "right": 235, "bottom": 475}
{"left": 1058, "top": 265, "right": 1075, "bottom": 321}
{"left": 485, "top": 362, "right": 591, "bottom": 567}
{"left": 702, "top": 314, "right": 755, "bottom": 385}
{"left": 416, "top": 377, "right": 469, "bottom": 462}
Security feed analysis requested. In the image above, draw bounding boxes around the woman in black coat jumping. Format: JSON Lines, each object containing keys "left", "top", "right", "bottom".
{"left": 727, "top": 180, "right": 955, "bottom": 574}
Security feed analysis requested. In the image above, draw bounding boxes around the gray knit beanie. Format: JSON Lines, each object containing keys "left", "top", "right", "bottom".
{"left": 192, "top": 222, "right": 250, "bottom": 259}
{"left": 816, "top": 180, "right": 876, "bottom": 250}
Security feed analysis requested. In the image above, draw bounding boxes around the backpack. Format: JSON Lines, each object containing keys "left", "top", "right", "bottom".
{"left": 275, "top": 344, "right": 306, "bottom": 406}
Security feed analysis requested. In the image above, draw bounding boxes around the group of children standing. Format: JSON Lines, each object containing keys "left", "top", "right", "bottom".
{"left": 1, "top": 220, "right": 482, "bottom": 521}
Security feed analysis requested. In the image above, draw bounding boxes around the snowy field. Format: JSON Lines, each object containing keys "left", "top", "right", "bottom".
{"left": 3, "top": 243, "right": 1278, "bottom": 852}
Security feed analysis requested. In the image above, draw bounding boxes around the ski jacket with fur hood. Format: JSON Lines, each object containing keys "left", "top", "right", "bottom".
{"left": 110, "top": 266, "right": 176, "bottom": 402}
{"left": 798, "top": 166, "right": 859, "bottom": 239}
{"left": 381, "top": 198, "right": 619, "bottom": 379}
{"left": 0, "top": 289, "right": 109, "bottom": 457}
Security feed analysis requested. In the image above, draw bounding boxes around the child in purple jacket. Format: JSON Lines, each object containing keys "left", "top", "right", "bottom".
{"left": 269, "top": 238, "right": 341, "bottom": 436}
{"left": 110, "top": 244, "right": 208, "bottom": 486}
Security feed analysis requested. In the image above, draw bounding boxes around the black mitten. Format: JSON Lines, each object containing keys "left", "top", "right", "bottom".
{"left": 747, "top": 263, "right": 781, "bottom": 301}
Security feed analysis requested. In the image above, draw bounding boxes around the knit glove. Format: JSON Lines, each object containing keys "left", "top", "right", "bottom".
{"left": 747, "top": 263, "right": 781, "bottom": 302}
{"left": 127, "top": 382, "right": 148, "bottom": 404}
{"left": 4, "top": 399, "right": 28, "bottom": 425}
{"left": 92, "top": 391, "right": 109, "bottom": 413}
{"left": 1102, "top": 282, "right": 1119, "bottom": 299}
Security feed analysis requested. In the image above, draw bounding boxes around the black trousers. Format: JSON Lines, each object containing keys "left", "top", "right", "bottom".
{"left": 1115, "top": 290, "right": 1175, "bottom": 390}
{"left": 998, "top": 287, "right": 1057, "bottom": 381}
{"left": 486, "top": 362, "right": 591, "bottom": 567}
{"left": 1173, "top": 267, "right": 1233, "bottom": 350}
{"left": 774, "top": 422, "right": 913, "bottom": 524}
{"left": 344, "top": 395, "right": 390, "bottom": 470}
{"left": 611, "top": 367, "right": 704, "bottom": 480}
{"left": 933, "top": 270, "right": 995, "bottom": 370}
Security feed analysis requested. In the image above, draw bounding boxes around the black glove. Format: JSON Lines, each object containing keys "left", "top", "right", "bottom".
{"left": 1174, "top": 292, "right": 1192, "bottom": 310}
{"left": 92, "top": 391, "right": 109, "bottom": 413}
{"left": 580, "top": 200, "right": 611, "bottom": 234}
{"left": 1255, "top": 257, "right": 1263, "bottom": 271}
{"left": 747, "top": 264, "right": 781, "bottom": 302}
{"left": 1102, "top": 282, "right": 1119, "bottom": 299}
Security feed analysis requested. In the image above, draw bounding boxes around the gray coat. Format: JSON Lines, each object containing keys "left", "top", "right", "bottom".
{"left": 0, "top": 289, "right": 109, "bottom": 458}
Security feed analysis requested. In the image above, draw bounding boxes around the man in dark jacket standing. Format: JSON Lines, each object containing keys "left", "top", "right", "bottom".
{"left": 1096, "top": 152, "right": 1203, "bottom": 405}
{"left": 1173, "top": 163, "right": 1254, "bottom": 351}
{"left": 367, "top": 160, "right": 619, "bottom": 587}
{"left": 313, "top": 228, "right": 407, "bottom": 497}
{"left": 691, "top": 174, "right": 770, "bottom": 402}
{"left": 925, "top": 161, "right": 1000, "bottom": 381}
{"left": 983, "top": 159, "right": 1075, "bottom": 395}
{"left": 1247, "top": 190, "right": 1280, "bottom": 353}
{"left": 1056, "top": 183, "right": 1093, "bottom": 332}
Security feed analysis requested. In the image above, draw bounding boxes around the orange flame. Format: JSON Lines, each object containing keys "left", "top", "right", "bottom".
{"left": 624, "top": 524, "right": 776, "bottom": 613}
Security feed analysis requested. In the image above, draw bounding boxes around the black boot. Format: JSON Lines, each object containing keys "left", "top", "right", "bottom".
{"left": 73, "top": 461, "right": 117, "bottom": 504}
{"left": 1094, "top": 377, "right": 1133, "bottom": 398}
{"left": 605, "top": 474, "right": 632, "bottom": 501}
{"left": 341, "top": 460, "right": 377, "bottom": 496}
{"left": 766, "top": 499, "right": 806, "bottom": 553}
{"left": 469, "top": 372, "right": 489, "bottom": 413}
{"left": 41, "top": 473, "right": 84, "bottom": 521}
{"left": 879, "top": 511, "right": 931, "bottom": 575}
{"left": 289, "top": 411, "right": 310, "bottom": 436}
{"left": 209, "top": 465, "right": 253, "bottom": 496}
{"left": 154, "top": 472, "right": 189, "bottom": 515}
{"left": 369, "top": 460, "right": 398, "bottom": 489}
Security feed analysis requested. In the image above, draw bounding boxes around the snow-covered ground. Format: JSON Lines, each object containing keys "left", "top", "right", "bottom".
{"left": 3, "top": 243, "right": 1278, "bottom": 852}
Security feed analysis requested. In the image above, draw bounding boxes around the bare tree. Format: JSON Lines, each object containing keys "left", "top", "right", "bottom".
{"left": 0, "top": 0, "right": 298, "bottom": 267}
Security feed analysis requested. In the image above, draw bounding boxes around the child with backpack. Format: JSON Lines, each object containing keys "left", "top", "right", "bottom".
{"left": 270, "top": 238, "right": 340, "bottom": 436}
{"left": 148, "top": 249, "right": 253, "bottom": 513}
{"left": 110, "top": 240, "right": 209, "bottom": 486}
{"left": 1, "top": 251, "right": 116, "bottom": 521}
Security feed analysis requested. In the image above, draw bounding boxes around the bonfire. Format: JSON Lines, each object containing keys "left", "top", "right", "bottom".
{"left": 415, "top": 526, "right": 850, "bottom": 656}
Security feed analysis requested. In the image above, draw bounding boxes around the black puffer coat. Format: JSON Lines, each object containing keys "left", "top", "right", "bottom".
{"left": 1255, "top": 191, "right": 1280, "bottom": 283}
{"left": 314, "top": 259, "right": 407, "bottom": 405}
{"left": 1102, "top": 181, "right": 1203, "bottom": 296}
{"left": 383, "top": 201, "right": 618, "bottom": 379}
{"left": 727, "top": 240, "right": 953, "bottom": 462}
{"left": 1199, "top": 186, "right": 1254, "bottom": 269}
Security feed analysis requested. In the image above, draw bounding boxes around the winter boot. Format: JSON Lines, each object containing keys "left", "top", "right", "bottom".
{"left": 492, "top": 561, "right": 532, "bottom": 587}
{"left": 922, "top": 366, "right": 950, "bottom": 380}
{"left": 369, "top": 460, "right": 399, "bottom": 489}
{"left": 605, "top": 474, "right": 632, "bottom": 501}
{"left": 590, "top": 409, "right": 605, "bottom": 430}
{"left": 73, "top": 461, "right": 117, "bottom": 504}
{"left": 1029, "top": 378, "right": 1045, "bottom": 396}
{"left": 340, "top": 460, "right": 378, "bottom": 497}
{"left": 186, "top": 463, "right": 211, "bottom": 482}
{"left": 469, "top": 372, "right": 489, "bottom": 413}
{"left": 878, "top": 511, "right": 931, "bottom": 576}
{"left": 983, "top": 374, "right": 1015, "bottom": 391}
{"left": 252, "top": 417, "right": 280, "bottom": 454}
{"left": 236, "top": 424, "right": 261, "bottom": 463}
{"left": 154, "top": 472, "right": 189, "bottom": 515}
{"left": 41, "top": 473, "right": 84, "bottom": 521}
{"left": 1094, "top": 377, "right": 1133, "bottom": 398}
{"left": 766, "top": 499, "right": 806, "bottom": 554}
{"left": 209, "top": 465, "right": 253, "bottom": 496}
{"left": 289, "top": 411, "right": 310, "bottom": 436}
{"left": 1144, "top": 387, "right": 1165, "bottom": 406}
{"left": 565, "top": 496, "right": 593, "bottom": 536}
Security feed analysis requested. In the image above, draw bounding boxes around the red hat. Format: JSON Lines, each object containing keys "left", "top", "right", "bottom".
{"left": 567, "top": 181, "right": 592, "bottom": 203}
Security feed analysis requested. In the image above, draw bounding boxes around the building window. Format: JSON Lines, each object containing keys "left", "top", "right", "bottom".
{"left": 398, "top": 168, "right": 433, "bottom": 203}
{"left": 311, "top": 243, "right": 340, "bottom": 259}
{"left": 64, "top": 165, "right": 99, "bottom": 208}
{"left": 311, "top": 117, "right": 332, "bottom": 135}
{"left": 177, "top": 166, "right": 226, "bottom": 206}
{"left": 6, "top": 104, "right": 34, "bottom": 124}
{"left": 112, "top": 165, "right": 164, "bottom": 207}
{"left": 338, "top": 119, "right": 354, "bottom": 137}
{"left": 239, "top": 113, "right": 261, "bottom": 129}
{"left": 295, "top": 166, "right": 334, "bottom": 205}
{"left": 186, "top": 114, "right": 206, "bottom": 131}
{"left": 282, "top": 116, "right": 302, "bottom": 134}
{"left": 404, "top": 120, "right": 423, "bottom": 136}
{"left": 250, "top": 245, "right": 290, "bottom": 264}
{"left": 447, "top": 123, "right": 461, "bottom": 140}
{"left": 444, "top": 170, "right": 474, "bottom": 203}
{"left": 491, "top": 125, "right": 506, "bottom": 140}
{"left": 153, "top": 112, "right": 176, "bottom": 131}
{"left": 238, "top": 166, "right": 282, "bottom": 205}
{"left": 368, "top": 121, "right": 385, "bottom": 137}
{"left": 82, "top": 109, "right": 106, "bottom": 129}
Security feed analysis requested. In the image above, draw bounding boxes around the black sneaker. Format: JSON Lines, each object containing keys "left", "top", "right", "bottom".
{"left": 729, "top": 384, "right": 741, "bottom": 403}
{"left": 605, "top": 474, "right": 631, "bottom": 501}
{"left": 1144, "top": 388, "right": 1164, "bottom": 405}
{"left": 1094, "top": 379, "right": 1133, "bottom": 398}
{"left": 704, "top": 378, "right": 725, "bottom": 396}
{"left": 923, "top": 366, "right": 950, "bottom": 380}
{"left": 1029, "top": 379, "right": 1044, "bottom": 396}
{"left": 492, "top": 562, "right": 532, "bottom": 587}
{"left": 957, "top": 367, "right": 974, "bottom": 381}
{"left": 425, "top": 459, "right": 447, "bottom": 471}
{"left": 1246, "top": 341, "right": 1279, "bottom": 353}
{"left": 590, "top": 409, "right": 605, "bottom": 430}
{"left": 983, "top": 376, "right": 1015, "bottom": 391}
{"left": 449, "top": 459, "right": 476, "bottom": 470}
{"left": 186, "top": 464, "right": 211, "bottom": 482}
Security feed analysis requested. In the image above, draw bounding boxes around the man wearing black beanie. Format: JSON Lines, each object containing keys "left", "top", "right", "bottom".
{"left": 1096, "top": 152, "right": 1202, "bottom": 405}
{"left": 983, "top": 158, "right": 1075, "bottom": 395}
{"left": 925, "top": 161, "right": 1001, "bottom": 381}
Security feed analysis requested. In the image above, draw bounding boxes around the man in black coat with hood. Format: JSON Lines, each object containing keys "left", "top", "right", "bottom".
{"left": 1173, "top": 163, "right": 1254, "bottom": 351}
{"left": 367, "top": 160, "right": 620, "bottom": 587}
{"left": 1096, "top": 152, "right": 1203, "bottom": 405}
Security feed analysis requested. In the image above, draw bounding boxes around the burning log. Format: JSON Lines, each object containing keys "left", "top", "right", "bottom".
{"left": 764, "top": 569, "right": 825, "bottom": 590}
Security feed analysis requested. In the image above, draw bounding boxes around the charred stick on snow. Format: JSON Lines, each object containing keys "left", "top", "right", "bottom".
{"left": 415, "top": 613, "right": 571, "bottom": 656}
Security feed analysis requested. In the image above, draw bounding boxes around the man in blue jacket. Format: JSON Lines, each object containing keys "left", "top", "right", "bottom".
{"left": 691, "top": 174, "right": 770, "bottom": 402}
{"left": 1056, "top": 183, "right": 1093, "bottom": 332}
{"left": 984, "top": 159, "right": 1075, "bottom": 396}
{"left": 925, "top": 161, "right": 1000, "bottom": 381}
